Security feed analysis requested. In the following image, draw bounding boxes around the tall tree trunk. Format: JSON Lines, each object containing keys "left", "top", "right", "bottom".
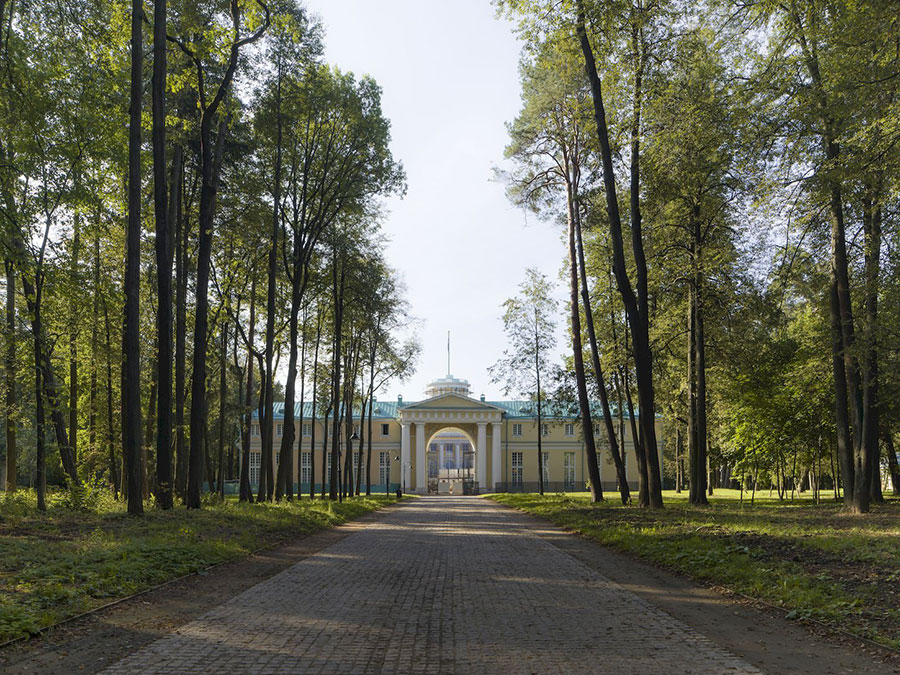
{"left": 217, "top": 324, "right": 227, "bottom": 499}
{"left": 356, "top": 369, "right": 365, "bottom": 496}
{"left": 675, "top": 425, "right": 682, "bottom": 493}
{"left": 575, "top": 203, "right": 628, "bottom": 503}
{"left": 575, "top": 0, "right": 663, "bottom": 507}
{"left": 794, "top": 15, "right": 866, "bottom": 511}
{"left": 35, "top": 335, "right": 45, "bottom": 511}
{"left": 862, "top": 199, "right": 881, "bottom": 502}
{"left": 622, "top": 363, "right": 647, "bottom": 503}
{"left": 276, "top": 279, "right": 300, "bottom": 502}
{"left": 310, "top": 309, "right": 321, "bottom": 499}
{"left": 321, "top": 397, "right": 331, "bottom": 499}
{"left": 565, "top": 180, "right": 603, "bottom": 502}
{"left": 340, "top": 340, "right": 354, "bottom": 501}
{"left": 153, "top": 0, "right": 176, "bottom": 505}
{"left": 365, "top": 331, "right": 376, "bottom": 496}
{"left": 103, "top": 298, "right": 118, "bottom": 497}
{"left": 259, "top": 59, "right": 283, "bottom": 504}
{"left": 690, "top": 208, "right": 709, "bottom": 505}
{"left": 122, "top": 0, "right": 144, "bottom": 515}
{"left": 239, "top": 274, "right": 256, "bottom": 502}
{"left": 5, "top": 259, "right": 15, "bottom": 491}
{"left": 187, "top": 2, "right": 269, "bottom": 509}
{"left": 276, "top": 249, "right": 306, "bottom": 500}
{"left": 188, "top": 115, "right": 228, "bottom": 508}
{"left": 536, "top": 329, "right": 544, "bottom": 496}
{"left": 174, "top": 159, "right": 188, "bottom": 501}
{"left": 68, "top": 212, "right": 80, "bottom": 470}
{"left": 329, "top": 252, "right": 345, "bottom": 501}
{"left": 143, "top": 366, "right": 157, "bottom": 498}
{"left": 687, "top": 292, "right": 697, "bottom": 500}
{"left": 88, "top": 222, "right": 100, "bottom": 486}
{"left": 829, "top": 282, "right": 854, "bottom": 504}
{"left": 295, "top": 308, "right": 306, "bottom": 500}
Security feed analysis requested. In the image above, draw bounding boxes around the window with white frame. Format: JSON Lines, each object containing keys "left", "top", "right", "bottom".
{"left": 381, "top": 423, "right": 390, "bottom": 437}
{"left": 353, "top": 452, "right": 363, "bottom": 476}
{"left": 542, "top": 451, "right": 550, "bottom": 485}
{"left": 541, "top": 423, "right": 549, "bottom": 436}
{"left": 302, "top": 423, "right": 312, "bottom": 437}
{"left": 564, "top": 452, "right": 576, "bottom": 488}
{"left": 594, "top": 422, "right": 601, "bottom": 436}
{"left": 512, "top": 423, "right": 522, "bottom": 437}
{"left": 511, "top": 451, "right": 523, "bottom": 487}
{"left": 300, "top": 452, "right": 311, "bottom": 484}
{"left": 249, "top": 452, "right": 261, "bottom": 485}
{"left": 276, "top": 423, "right": 283, "bottom": 437}
{"left": 379, "top": 451, "right": 390, "bottom": 485}
{"left": 565, "top": 423, "right": 575, "bottom": 437}
{"left": 251, "top": 423, "right": 259, "bottom": 437}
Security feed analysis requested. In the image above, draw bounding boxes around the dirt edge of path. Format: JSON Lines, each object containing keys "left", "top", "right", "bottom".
{"left": 0, "top": 500, "right": 408, "bottom": 675}
{"left": 487, "top": 498, "right": 899, "bottom": 675}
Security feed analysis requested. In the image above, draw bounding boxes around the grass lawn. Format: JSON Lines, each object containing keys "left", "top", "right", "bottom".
{"left": 0, "top": 488, "right": 398, "bottom": 644}
{"left": 488, "top": 489, "right": 900, "bottom": 649}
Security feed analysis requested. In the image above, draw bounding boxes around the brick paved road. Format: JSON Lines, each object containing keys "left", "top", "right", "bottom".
{"left": 103, "top": 496, "right": 759, "bottom": 674}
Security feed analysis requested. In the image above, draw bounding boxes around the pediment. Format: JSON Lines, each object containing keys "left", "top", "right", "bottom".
{"left": 399, "top": 393, "right": 504, "bottom": 412}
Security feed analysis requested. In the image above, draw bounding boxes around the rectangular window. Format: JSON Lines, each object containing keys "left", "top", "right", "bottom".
{"left": 512, "top": 451, "right": 523, "bottom": 488}
{"left": 541, "top": 423, "right": 549, "bottom": 437}
{"left": 564, "top": 452, "right": 576, "bottom": 488}
{"left": 379, "top": 451, "right": 390, "bottom": 486}
{"left": 353, "top": 451, "right": 364, "bottom": 476}
{"left": 301, "top": 452, "right": 311, "bottom": 484}
{"left": 249, "top": 452, "right": 261, "bottom": 485}
{"left": 542, "top": 451, "right": 550, "bottom": 485}
{"left": 302, "top": 423, "right": 312, "bottom": 437}
{"left": 512, "top": 423, "right": 522, "bottom": 437}
{"left": 594, "top": 422, "right": 601, "bottom": 436}
{"left": 276, "top": 423, "right": 283, "bottom": 437}
{"left": 251, "top": 423, "right": 259, "bottom": 437}
{"left": 381, "top": 423, "right": 390, "bottom": 437}
{"left": 565, "top": 423, "right": 574, "bottom": 437}
{"left": 275, "top": 451, "right": 280, "bottom": 467}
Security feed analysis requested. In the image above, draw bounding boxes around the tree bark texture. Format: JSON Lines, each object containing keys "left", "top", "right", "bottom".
{"left": 122, "top": 0, "right": 144, "bottom": 515}
{"left": 575, "top": 0, "right": 662, "bottom": 507}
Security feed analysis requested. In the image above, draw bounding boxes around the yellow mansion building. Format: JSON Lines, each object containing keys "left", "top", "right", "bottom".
{"left": 247, "top": 373, "right": 662, "bottom": 494}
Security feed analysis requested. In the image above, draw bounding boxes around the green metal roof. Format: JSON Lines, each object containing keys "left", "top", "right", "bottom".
{"left": 255, "top": 399, "right": 639, "bottom": 421}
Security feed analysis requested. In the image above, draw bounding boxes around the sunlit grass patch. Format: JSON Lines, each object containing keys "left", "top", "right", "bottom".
{"left": 489, "top": 491, "right": 900, "bottom": 649}
{"left": 0, "top": 490, "right": 396, "bottom": 643}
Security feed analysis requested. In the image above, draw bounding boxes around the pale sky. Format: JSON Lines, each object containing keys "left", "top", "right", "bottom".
{"left": 302, "top": 0, "right": 569, "bottom": 402}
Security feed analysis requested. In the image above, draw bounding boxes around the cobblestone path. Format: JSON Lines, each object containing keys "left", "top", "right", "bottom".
{"left": 103, "top": 496, "right": 759, "bottom": 674}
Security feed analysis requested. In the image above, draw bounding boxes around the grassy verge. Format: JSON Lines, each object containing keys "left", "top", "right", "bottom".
{"left": 0, "top": 488, "right": 398, "bottom": 643}
{"left": 488, "top": 489, "right": 900, "bottom": 649}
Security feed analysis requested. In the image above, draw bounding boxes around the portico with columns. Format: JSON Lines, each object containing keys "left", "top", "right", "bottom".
{"left": 399, "top": 391, "right": 505, "bottom": 494}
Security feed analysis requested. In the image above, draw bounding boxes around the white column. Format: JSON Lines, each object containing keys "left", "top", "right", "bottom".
{"left": 455, "top": 444, "right": 460, "bottom": 469}
{"left": 400, "top": 422, "right": 410, "bottom": 492}
{"left": 415, "top": 422, "right": 426, "bottom": 493}
{"left": 491, "top": 421, "right": 502, "bottom": 492}
{"left": 439, "top": 445, "right": 445, "bottom": 475}
{"left": 477, "top": 422, "right": 487, "bottom": 492}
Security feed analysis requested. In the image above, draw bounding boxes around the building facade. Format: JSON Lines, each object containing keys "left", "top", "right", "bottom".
{"left": 247, "top": 374, "right": 662, "bottom": 494}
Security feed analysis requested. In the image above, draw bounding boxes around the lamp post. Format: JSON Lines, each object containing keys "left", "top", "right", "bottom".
{"left": 390, "top": 454, "right": 399, "bottom": 496}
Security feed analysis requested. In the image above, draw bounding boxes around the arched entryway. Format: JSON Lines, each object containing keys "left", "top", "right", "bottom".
{"left": 426, "top": 426, "right": 477, "bottom": 494}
